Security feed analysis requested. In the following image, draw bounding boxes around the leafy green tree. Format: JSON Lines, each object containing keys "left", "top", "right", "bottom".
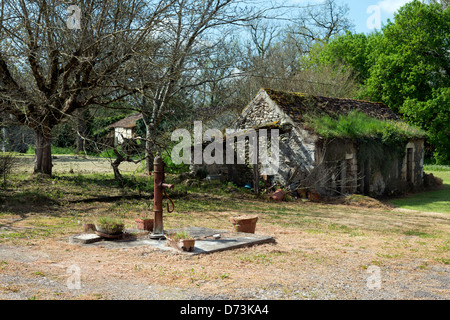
{"left": 402, "top": 88, "right": 450, "bottom": 164}
{"left": 363, "top": 1, "right": 449, "bottom": 108}
{"left": 364, "top": 1, "right": 449, "bottom": 163}
{"left": 309, "top": 32, "right": 374, "bottom": 82}
{"left": 314, "top": 1, "right": 449, "bottom": 163}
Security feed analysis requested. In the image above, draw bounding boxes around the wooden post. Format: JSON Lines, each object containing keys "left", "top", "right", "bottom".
{"left": 253, "top": 131, "right": 259, "bottom": 195}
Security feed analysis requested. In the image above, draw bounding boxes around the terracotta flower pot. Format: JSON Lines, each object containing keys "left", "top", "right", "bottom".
{"left": 270, "top": 189, "right": 284, "bottom": 202}
{"left": 135, "top": 218, "right": 154, "bottom": 231}
{"left": 230, "top": 215, "right": 258, "bottom": 233}
{"left": 165, "top": 234, "right": 195, "bottom": 252}
{"left": 178, "top": 239, "right": 195, "bottom": 252}
{"left": 95, "top": 224, "right": 124, "bottom": 235}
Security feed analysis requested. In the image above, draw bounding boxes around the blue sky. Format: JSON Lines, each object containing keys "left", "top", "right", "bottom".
{"left": 287, "top": 0, "right": 414, "bottom": 34}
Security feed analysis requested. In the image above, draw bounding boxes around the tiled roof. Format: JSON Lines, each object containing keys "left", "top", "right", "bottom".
{"left": 108, "top": 113, "right": 143, "bottom": 129}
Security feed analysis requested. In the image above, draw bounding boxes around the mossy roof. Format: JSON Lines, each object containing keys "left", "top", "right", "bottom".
{"left": 264, "top": 88, "right": 400, "bottom": 122}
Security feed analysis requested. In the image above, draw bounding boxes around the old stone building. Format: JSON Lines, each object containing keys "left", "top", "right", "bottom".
{"left": 193, "top": 88, "right": 426, "bottom": 197}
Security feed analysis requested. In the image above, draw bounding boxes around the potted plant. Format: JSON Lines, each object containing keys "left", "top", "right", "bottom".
{"left": 230, "top": 215, "right": 258, "bottom": 233}
{"left": 165, "top": 231, "right": 196, "bottom": 252}
{"left": 135, "top": 218, "right": 154, "bottom": 231}
{"left": 270, "top": 189, "right": 284, "bottom": 202}
{"left": 95, "top": 216, "right": 125, "bottom": 237}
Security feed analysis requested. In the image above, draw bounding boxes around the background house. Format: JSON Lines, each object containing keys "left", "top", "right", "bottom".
{"left": 192, "top": 88, "right": 426, "bottom": 197}
{"left": 107, "top": 113, "right": 143, "bottom": 146}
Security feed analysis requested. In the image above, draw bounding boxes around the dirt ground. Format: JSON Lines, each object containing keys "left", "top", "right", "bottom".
{"left": 0, "top": 219, "right": 448, "bottom": 300}
{"left": 0, "top": 156, "right": 449, "bottom": 300}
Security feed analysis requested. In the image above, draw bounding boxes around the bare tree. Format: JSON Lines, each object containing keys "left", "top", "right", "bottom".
{"left": 129, "top": 0, "right": 267, "bottom": 172}
{"left": 426, "top": 0, "right": 450, "bottom": 9}
{"left": 291, "top": 0, "right": 354, "bottom": 50}
{"left": 0, "top": 0, "right": 175, "bottom": 175}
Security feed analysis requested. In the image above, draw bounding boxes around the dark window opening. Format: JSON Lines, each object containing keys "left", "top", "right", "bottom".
{"left": 406, "top": 148, "right": 413, "bottom": 183}
{"left": 363, "top": 160, "right": 370, "bottom": 194}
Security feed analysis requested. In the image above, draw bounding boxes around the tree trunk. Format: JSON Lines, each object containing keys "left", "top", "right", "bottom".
{"left": 34, "top": 130, "right": 53, "bottom": 175}
{"left": 1, "top": 127, "right": 7, "bottom": 153}
{"left": 111, "top": 159, "right": 123, "bottom": 181}
{"left": 76, "top": 108, "right": 88, "bottom": 152}
{"left": 111, "top": 148, "right": 125, "bottom": 182}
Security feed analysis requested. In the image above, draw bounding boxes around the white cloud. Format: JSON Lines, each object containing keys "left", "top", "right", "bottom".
{"left": 377, "top": 0, "right": 412, "bottom": 14}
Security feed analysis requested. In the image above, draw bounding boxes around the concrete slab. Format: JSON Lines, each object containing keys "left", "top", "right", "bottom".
{"left": 69, "top": 227, "right": 275, "bottom": 255}
{"left": 190, "top": 233, "right": 275, "bottom": 254}
{"left": 166, "top": 226, "right": 228, "bottom": 239}
{"left": 69, "top": 233, "right": 102, "bottom": 244}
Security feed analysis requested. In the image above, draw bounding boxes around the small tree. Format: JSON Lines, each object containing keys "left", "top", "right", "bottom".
{"left": 0, "top": 0, "right": 176, "bottom": 175}
{"left": 0, "top": 152, "right": 16, "bottom": 188}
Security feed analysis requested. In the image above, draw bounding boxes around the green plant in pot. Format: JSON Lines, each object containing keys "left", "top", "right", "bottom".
{"left": 95, "top": 216, "right": 125, "bottom": 235}
{"left": 166, "top": 231, "right": 195, "bottom": 252}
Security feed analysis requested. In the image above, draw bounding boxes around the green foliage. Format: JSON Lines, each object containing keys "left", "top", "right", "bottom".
{"left": 91, "top": 114, "right": 130, "bottom": 138}
{"left": 98, "top": 147, "right": 117, "bottom": 158}
{"left": 402, "top": 87, "right": 450, "bottom": 164}
{"left": 305, "top": 111, "right": 426, "bottom": 176}
{"left": 362, "top": 1, "right": 449, "bottom": 105}
{"left": 304, "top": 111, "right": 425, "bottom": 143}
{"left": 52, "top": 122, "right": 76, "bottom": 149}
{"left": 135, "top": 117, "right": 147, "bottom": 138}
{"left": 309, "top": 32, "right": 377, "bottom": 82}
{"left": 95, "top": 216, "right": 124, "bottom": 234}
{"left": 0, "top": 152, "right": 16, "bottom": 187}
{"left": 314, "top": 1, "right": 450, "bottom": 163}
{"left": 170, "top": 231, "right": 194, "bottom": 241}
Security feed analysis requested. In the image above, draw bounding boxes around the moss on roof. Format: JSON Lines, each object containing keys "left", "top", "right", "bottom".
{"left": 261, "top": 88, "right": 426, "bottom": 143}
{"left": 304, "top": 110, "right": 426, "bottom": 142}
{"left": 264, "top": 88, "right": 400, "bottom": 122}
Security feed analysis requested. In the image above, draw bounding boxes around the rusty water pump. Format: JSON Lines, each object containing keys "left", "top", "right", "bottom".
{"left": 150, "top": 152, "right": 174, "bottom": 239}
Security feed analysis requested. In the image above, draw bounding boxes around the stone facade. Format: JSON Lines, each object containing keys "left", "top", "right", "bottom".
{"left": 232, "top": 90, "right": 320, "bottom": 187}
{"left": 192, "top": 89, "right": 425, "bottom": 197}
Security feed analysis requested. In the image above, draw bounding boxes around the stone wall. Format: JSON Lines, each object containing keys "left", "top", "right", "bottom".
{"left": 232, "top": 91, "right": 286, "bottom": 129}
{"left": 232, "top": 89, "right": 320, "bottom": 188}
{"left": 363, "top": 138, "right": 425, "bottom": 196}
{"left": 272, "top": 126, "right": 318, "bottom": 187}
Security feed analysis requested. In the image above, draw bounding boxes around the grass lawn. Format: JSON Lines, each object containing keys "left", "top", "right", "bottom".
{"left": 389, "top": 165, "right": 450, "bottom": 214}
